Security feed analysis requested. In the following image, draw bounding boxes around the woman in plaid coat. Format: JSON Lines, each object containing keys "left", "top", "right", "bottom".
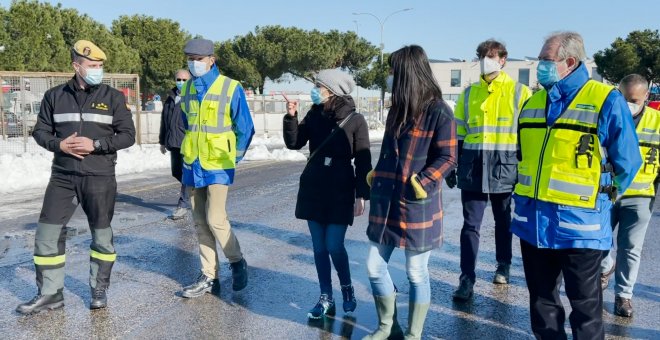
{"left": 363, "top": 45, "right": 458, "bottom": 340}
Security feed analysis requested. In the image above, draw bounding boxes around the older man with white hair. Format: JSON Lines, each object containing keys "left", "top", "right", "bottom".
{"left": 511, "top": 32, "right": 641, "bottom": 339}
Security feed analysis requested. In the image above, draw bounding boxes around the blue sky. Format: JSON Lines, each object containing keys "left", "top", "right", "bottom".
{"left": 2, "top": 0, "right": 658, "bottom": 93}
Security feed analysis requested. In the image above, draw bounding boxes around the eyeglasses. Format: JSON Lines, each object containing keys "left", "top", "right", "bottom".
{"left": 176, "top": 78, "right": 189, "bottom": 81}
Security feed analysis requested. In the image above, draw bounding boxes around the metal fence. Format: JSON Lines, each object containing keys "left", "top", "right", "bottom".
{"left": 0, "top": 71, "right": 385, "bottom": 155}
{"left": 0, "top": 71, "right": 140, "bottom": 154}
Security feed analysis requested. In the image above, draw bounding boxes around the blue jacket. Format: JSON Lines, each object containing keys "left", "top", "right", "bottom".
{"left": 511, "top": 63, "right": 642, "bottom": 250}
{"left": 181, "top": 65, "right": 255, "bottom": 188}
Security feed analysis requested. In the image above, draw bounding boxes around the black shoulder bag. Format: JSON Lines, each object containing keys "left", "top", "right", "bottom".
{"left": 303, "top": 112, "right": 356, "bottom": 172}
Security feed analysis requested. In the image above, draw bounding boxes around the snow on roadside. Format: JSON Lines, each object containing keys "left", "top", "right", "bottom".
{"left": 243, "top": 145, "right": 306, "bottom": 162}
{"left": 0, "top": 144, "right": 170, "bottom": 194}
{"left": 0, "top": 128, "right": 382, "bottom": 193}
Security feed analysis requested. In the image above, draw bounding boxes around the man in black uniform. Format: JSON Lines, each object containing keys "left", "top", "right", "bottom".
{"left": 16, "top": 40, "right": 135, "bottom": 314}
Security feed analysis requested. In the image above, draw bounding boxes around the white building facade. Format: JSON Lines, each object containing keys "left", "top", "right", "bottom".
{"left": 430, "top": 59, "right": 605, "bottom": 101}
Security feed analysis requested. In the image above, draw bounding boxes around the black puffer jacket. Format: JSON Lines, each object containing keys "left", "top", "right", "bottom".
{"left": 284, "top": 95, "right": 372, "bottom": 226}
{"left": 159, "top": 87, "right": 185, "bottom": 150}
{"left": 32, "top": 78, "right": 135, "bottom": 176}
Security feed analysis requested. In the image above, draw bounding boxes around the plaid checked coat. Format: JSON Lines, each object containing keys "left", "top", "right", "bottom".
{"left": 367, "top": 99, "right": 457, "bottom": 251}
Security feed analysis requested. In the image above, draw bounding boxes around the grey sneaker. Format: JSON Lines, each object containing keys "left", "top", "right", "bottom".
{"left": 170, "top": 207, "right": 189, "bottom": 220}
{"left": 453, "top": 276, "right": 474, "bottom": 301}
{"left": 493, "top": 263, "right": 511, "bottom": 284}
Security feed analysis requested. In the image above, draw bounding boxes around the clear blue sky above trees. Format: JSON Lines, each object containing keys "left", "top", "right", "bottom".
{"left": 2, "top": 0, "right": 658, "bottom": 93}
{"left": 18, "top": 0, "right": 658, "bottom": 60}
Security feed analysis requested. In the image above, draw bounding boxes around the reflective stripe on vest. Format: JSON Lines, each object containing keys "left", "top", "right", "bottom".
{"left": 179, "top": 75, "right": 240, "bottom": 171}
{"left": 622, "top": 107, "right": 660, "bottom": 198}
{"left": 514, "top": 80, "right": 614, "bottom": 209}
{"left": 461, "top": 81, "right": 524, "bottom": 152}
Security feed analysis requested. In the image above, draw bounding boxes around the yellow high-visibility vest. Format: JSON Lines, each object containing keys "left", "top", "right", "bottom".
{"left": 515, "top": 80, "right": 614, "bottom": 209}
{"left": 623, "top": 106, "right": 660, "bottom": 198}
{"left": 455, "top": 72, "right": 531, "bottom": 152}
{"left": 180, "top": 75, "right": 239, "bottom": 171}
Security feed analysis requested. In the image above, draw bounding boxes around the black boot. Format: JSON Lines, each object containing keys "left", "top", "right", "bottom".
{"left": 230, "top": 258, "right": 248, "bottom": 291}
{"left": 182, "top": 273, "right": 218, "bottom": 298}
{"left": 341, "top": 284, "right": 357, "bottom": 313}
{"left": 90, "top": 287, "right": 107, "bottom": 310}
{"left": 16, "top": 291, "right": 64, "bottom": 315}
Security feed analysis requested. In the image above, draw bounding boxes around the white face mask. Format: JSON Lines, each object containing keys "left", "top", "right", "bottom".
{"left": 188, "top": 60, "right": 209, "bottom": 77}
{"left": 627, "top": 102, "right": 642, "bottom": 115}
{"left": 479, "top": 57, "right": 501, "bottom": 75}
{"left": 386, "top": 75, "right": 394, "bottom": 93}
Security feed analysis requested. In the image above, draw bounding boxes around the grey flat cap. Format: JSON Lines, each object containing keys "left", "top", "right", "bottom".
{"left": 315, "top": 69, "right": 355, "bottom": 96}
{"left": 184, "top": 38, "right": 214, "bottom": 56}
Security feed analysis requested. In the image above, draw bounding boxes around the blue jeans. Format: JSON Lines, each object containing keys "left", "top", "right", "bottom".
{"left": 307, "top": 221, "right": 351, "bottom": 298}
{"left": 366, "top": 241, "right": 431, "bottom": 304}
{"left": 601, "top": 197, "right": 653, "bottom": 299}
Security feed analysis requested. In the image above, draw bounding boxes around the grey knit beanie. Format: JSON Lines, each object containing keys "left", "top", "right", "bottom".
{"left": 315, "top": 69, "right": 355, "bottom": 96}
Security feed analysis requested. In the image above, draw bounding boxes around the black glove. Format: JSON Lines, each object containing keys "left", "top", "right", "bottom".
{"left": 445, "top": 170, "right": 457, "bottom": 189}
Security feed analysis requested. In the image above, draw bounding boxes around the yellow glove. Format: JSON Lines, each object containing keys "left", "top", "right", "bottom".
{"left": 366, "top": 169, "right": 375, "bottom": 187}
{"left": 410, "top": 173, "right": 428, "bottom": 199}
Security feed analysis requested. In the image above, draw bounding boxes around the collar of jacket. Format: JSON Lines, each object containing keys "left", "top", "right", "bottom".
{"left": 479, "top": 71, "right": 512, "bottom": 93}
{"left": 167, "top": 87, "right": 179, "bottom": 100}
{"left": 323, "top": 95, "right": 356, "bottom": 120}
{"left": 67, "top": 76, "right": 99, "bottom": 93}
{"left": 547, "top": 62, "right": 589, "bottom": 104}
{"left": 192, "top": 64, "right": 220, "bottom": 98}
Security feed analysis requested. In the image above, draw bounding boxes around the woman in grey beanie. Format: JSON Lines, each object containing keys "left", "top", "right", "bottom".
{"left": 283, "top": 69, "right": 372, "bottom": 319}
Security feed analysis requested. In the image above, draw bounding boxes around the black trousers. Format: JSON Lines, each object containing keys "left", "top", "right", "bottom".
{"left": 35, "top": 172, "right": 117, "bottom": 294}
{"left": 520, "top": 240, "right": 605, "bottom": 340}
{"left": 459, "top": 190, "right": 513, "bottom": 281}
{"left": 169, "top": 147, "right": 184, "bottom": 183}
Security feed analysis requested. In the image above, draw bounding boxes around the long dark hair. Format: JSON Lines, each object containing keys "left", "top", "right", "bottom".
{"left": 387, "top": 45, "right": 443, "bottom": 137}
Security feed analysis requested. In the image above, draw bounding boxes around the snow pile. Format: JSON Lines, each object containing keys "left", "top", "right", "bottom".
{"left": 250, "top": 133, "right": 286, "bottom": 148}
{"left": 115, "top": 144, "right": 170, "bottom": 174}
{"left": 369, "top": 129, "right": 385, "bottom": 142}
{"left": 0, "top": 152, "right": 52, "bottom": 193}
{"left": 244, "top": 145, "right": 306, "bottom": 162}
{"left": 0, "top": 144, "right": 170, "bottom": 194}
{"left": 0, "top": 128, "right": 384, "bottom": 193}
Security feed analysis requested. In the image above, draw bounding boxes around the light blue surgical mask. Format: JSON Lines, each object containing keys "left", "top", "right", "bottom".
{"left": 81, "top": 66, "right": 103, "bottom": 85}
{"left": 310, "top": 87, "right": 323, "bottom": 105}
{"left": 176, "top": 80, "right": 185, "bottom": 91}
{"left": 188, "top": 60, "right": 209, "bottom": 77}
{"left": 537, "top": 60, "right": 560, "bottom": 89}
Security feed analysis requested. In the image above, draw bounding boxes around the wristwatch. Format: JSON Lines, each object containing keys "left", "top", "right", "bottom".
{"left": 93, "top": 139, "right": 102, "bottom": 152}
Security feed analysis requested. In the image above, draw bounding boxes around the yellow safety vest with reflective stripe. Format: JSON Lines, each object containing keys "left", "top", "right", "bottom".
{"left": 180, "top": 75, "right": 239, "bottom": 171}
{"left": 456, "top": 72, "right": 529, "bottom": 152}
{"left": 515, "top": 80, "right": 614, "bottom": 209}
{"left": 623, "top": 106, "right": 660, "bottom": 198}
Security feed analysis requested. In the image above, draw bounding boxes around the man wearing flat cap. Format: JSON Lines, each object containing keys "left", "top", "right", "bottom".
{"left": 178, "top": 38, "right": 255, "bottom": 298}
{"left": 17, "top": 39, "right": 135, "bottom": 314}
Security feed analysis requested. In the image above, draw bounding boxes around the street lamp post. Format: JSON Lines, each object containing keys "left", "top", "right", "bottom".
{"left": 353, "top": 20, "right": 360, "bottom": 112}
{"left": 353, "top": 8, "right": 412, "bottom": 121}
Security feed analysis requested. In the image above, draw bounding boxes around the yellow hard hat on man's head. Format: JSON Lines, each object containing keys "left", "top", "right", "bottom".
{"left": 72, "top": 40, "right": 107, "bottom": 61}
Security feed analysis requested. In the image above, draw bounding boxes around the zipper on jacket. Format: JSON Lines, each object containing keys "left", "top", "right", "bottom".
{"left": 533, "top": 126, "right": 551, "bottom": 199}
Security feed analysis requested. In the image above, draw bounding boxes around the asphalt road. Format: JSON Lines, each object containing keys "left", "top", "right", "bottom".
{"left": 0, "top": 145, "right": 658, "bottom": 339}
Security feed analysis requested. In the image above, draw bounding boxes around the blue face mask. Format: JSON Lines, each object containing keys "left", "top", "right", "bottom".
{"left": 537, "top": 60, "right": 560, "bottom": 89}
{"left": 81, "top": 66, "right": 103, "bottom": 85}
{"left": 176, "top": 80, "right": 185, "bottom": 91}
{"left": 188, "top": 60, "right": 209, "bottom": 77}
{"left": 310, "top": 87, "right": 323, "bottom": 105}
